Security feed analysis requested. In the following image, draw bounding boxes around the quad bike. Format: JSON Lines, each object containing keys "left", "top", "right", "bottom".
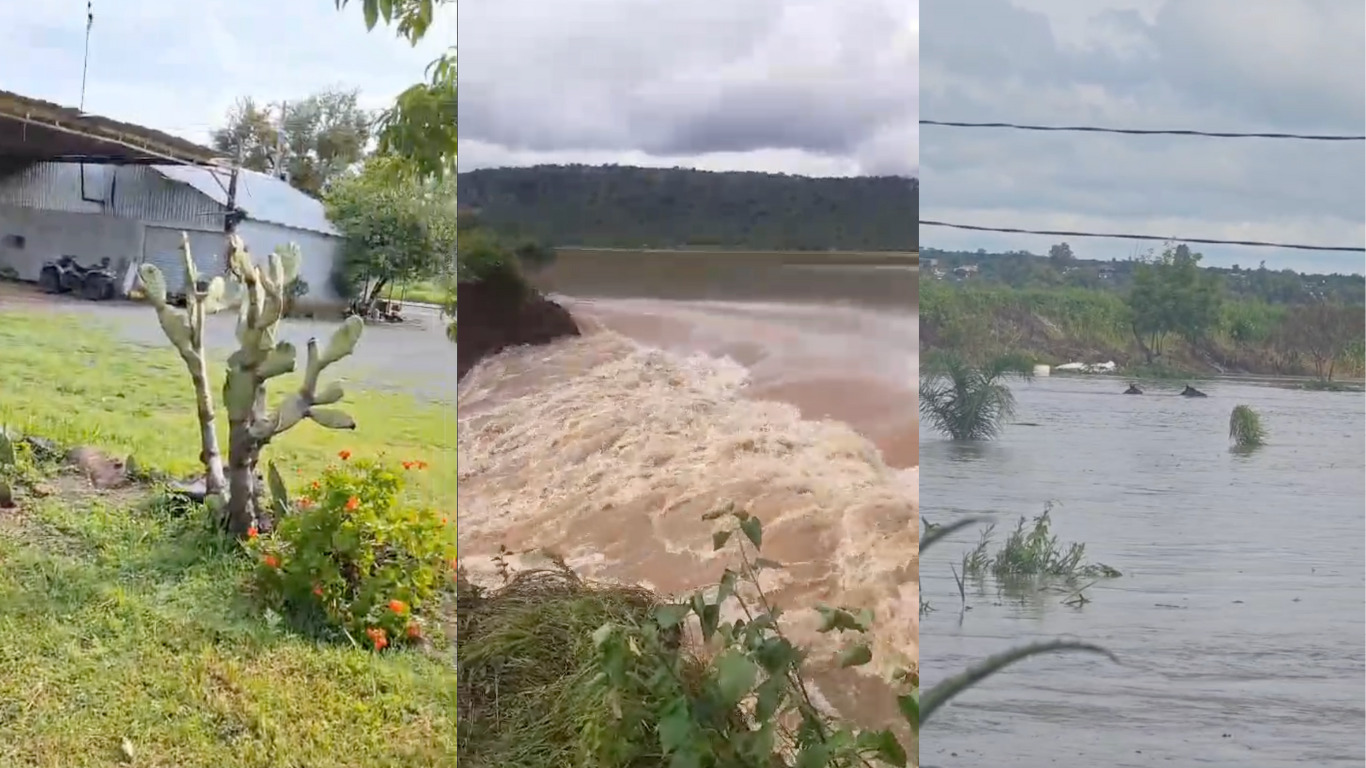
{"left": 344, "top": 296, "right": 405, "bottom": 323}
{"left": 38, "top": 256, "right": 117, "bottom": 301}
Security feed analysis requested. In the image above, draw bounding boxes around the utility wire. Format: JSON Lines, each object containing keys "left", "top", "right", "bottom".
{"left": 919, "top": 220, "right": 1366, "bottom": 253}
{"left": 920, "top": 119, "right": 1366, "bottom": 142}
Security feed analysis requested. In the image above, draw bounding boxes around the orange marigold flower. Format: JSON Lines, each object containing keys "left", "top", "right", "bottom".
{"left": 440, "top": 517, "right": 448, "bottom": 525}
{"left": 310, "top": 481, "right": 321, "bottom": 491}
{"left": 246, "top": 526, "right": 258, "bottom": 539}
{"left": 402, "top": 461, "right": 414, "bottom": 470}
{"left": 366, "top": 627, "right": 388, "bottom": 650}
{"left": 405, "top": 623, "right": 422, "bottom": 639}
{"left": 263, "top": 554, "right": 280, "bottom": 569}
{"left": 297, "top": 497, "right": 314, "bottom": 509}
{"left": 339, "top": 450, "right": 351, "bottom": 461}
{"left": 345, "top": 496, "right": 360, "bottom": 511}
{"left": 312, "top": 585, "right": 324, "bottom": 597}
{"left": 388, "top": 599, "right": 409, "bottom": 614}
{"left": 415, "top": 460, "right": 428, "bottom": 470}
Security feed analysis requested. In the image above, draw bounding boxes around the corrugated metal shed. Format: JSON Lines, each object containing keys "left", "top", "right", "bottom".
{"left": 0, "top": 163, "right": 226, "bottom": 231}
{"left": 151, "top": 165, "right": 340, "bottom": 237}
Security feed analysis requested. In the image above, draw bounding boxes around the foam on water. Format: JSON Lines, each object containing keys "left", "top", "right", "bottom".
{"left": 457, "top": 300, "right": 918, "bottom": 727}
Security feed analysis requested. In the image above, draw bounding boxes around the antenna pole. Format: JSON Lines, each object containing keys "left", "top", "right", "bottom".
{"left": 80, "top": 0, "right": 94, "bottom": 110}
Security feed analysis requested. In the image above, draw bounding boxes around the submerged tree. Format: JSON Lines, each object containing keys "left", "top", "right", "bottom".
{"left": 919, "top": 352, "right": 1034, "bottom": 440}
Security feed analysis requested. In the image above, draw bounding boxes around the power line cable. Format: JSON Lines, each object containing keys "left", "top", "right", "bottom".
{"left": 919, "top": 220, "right": 1366, "bottom": 253}
{"left": 920, "top": 119, "right": 1366, "bottom": 142}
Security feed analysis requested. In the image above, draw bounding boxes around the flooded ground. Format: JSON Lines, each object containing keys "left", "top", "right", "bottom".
{"left": 919, "top": 376, "right": 1366, "bottom": 768}
{"left": 458, "top": 249, "right": 920, "bottom": 729}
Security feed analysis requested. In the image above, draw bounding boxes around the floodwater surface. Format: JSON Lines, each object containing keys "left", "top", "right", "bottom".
{"left": 919, "top": 376, "right": 1366, "bottom": 768}
{"left": 457, "top": 250, "right": 920, "bottom": 729}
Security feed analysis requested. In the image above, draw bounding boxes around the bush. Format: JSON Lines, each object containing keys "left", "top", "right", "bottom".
{"left": 248, "top": 456, "right": 455, "bottom": 649}
{"left": 961, "top": 502, "right": 1120, "bottom": 580}
{"left": 1228, "top": 404, "right": 1267, "bottom": 448}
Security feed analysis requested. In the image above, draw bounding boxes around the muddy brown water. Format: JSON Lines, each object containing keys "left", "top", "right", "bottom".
{"left": 457, "top": 249, "right": 920, "bottom": 730}
{"left": 919, "top": 376, "right": 1365, "bottom": 768}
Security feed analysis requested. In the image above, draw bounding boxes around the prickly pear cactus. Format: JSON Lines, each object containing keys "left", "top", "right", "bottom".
{"left": 138, "top": 234, "right": 232, "bottom": 501}
{"left": 219, "top": 236, "right": 364, "bottom": 536}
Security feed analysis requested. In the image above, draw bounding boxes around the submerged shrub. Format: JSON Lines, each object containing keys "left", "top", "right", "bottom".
{"left": 248, "top": 457, "right": 454, "bottom": 648}
{"left": 962, "top": 502, "right": 1120, "bottom": 580}
{"left": 919, "top": 351, "right": 1034, "bottom": 440}
{"left": 1228, "top": 404, "right": 1266, "bottom": 448}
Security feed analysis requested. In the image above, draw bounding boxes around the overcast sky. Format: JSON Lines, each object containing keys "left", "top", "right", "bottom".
{"left": 921, "top": 0, "right": 1365, "bottom": 274}
{"left": 0, "top": 0, "right": 452, "bottom": 147}
{"left": 459, "top": 0, "right": 918, "bottom": 179}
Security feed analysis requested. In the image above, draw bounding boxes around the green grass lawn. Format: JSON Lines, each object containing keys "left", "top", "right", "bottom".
{"left": 0, "top": 309, "right": 456, "bottom": 767}
{"left": 391, "top": 280, "right": 449, "bottom": 308}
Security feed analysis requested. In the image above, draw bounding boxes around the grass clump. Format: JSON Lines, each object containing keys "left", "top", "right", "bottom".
{"left": 919, "top": 351, "right": 1034, "bottom": 440}
{"left": 1228, "top": 404, "right": 1267, "bottom": 448}
{"left": 456, "top": 565, "right": 693, "bottom": 768}
{"left": 916, "top": 518, "right": 1118, "bottom": 728}
{"left": 961, "top": 503, "right": 1120, "bottom": 581}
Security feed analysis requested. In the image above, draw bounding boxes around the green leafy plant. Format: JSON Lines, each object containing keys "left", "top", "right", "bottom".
{"left": 588, "top": 503, "right": 913, "bottom": 767}
{"left": 961, "top": 503, "right": 1120, "bottom": 580}
{"left": 919, "top": 351, "right": 1034, "bottom": 440}
{"left": 915, "top": 518, "right": 1119, "bottom": 731}
{"left": 248, "top": 456, "right": 455, "bottom": 650}
{"left": 1228, "top": 404, "right": 1266, "bottom": 449}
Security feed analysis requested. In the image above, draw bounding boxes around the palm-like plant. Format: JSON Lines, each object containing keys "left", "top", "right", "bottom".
{"left": 919, "top": 352, "right": 1035, "bottom": 440}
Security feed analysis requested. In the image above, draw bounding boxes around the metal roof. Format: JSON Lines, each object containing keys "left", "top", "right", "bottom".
{"left": 0, "top": 89, "right": 223, "bottom": 166}
{"left": 151, "top": 164, "right": 340, "bottom": 237}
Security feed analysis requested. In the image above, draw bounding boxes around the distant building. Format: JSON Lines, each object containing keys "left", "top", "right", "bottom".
{"left": 0, "top": 162, "right": 345, "bottom": 304}
{"left": 952, "top": 264, "right": 979, "bottom": 279}
{"left": 0, "top": 89, "right": 345, "bottom": 308}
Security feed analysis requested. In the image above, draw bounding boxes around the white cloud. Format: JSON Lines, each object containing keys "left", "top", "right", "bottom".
{"left": 0, "top": 0, "right": 455, "bottom": 145}
{"left": 920, "top": 0, "right": 1365, "bottom": 274}
{"left": 458, "top": 0, "right": 918, "bottom": 177}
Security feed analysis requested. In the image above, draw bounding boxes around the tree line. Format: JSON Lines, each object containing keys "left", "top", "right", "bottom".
{"left": 923, "top": 243, "right": 1365, "bottom": 306}
{"left": 923, "top": 243, "right": 1366, "bottom": 381}
{"left": 458, "top": 165, "right": 919, "bottom": 252}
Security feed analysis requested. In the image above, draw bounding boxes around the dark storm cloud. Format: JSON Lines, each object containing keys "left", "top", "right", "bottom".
{"left": 920, "top": 0, "right": 1365, "bottom": 272}
{"left": 459, "top": 0, "right": 918, "bottom": 176}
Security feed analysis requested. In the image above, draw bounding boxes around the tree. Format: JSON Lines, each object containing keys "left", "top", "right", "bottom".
{"left": 337, "top": 0, "right": 456, "bottom": 179}
{"left": 210, "top": 90, "right": 375, "bottom": 198}
{"left": 1281, "top": 302, "right": 1365, "bottom": 380}
{"left": 1125, "top": 244, "right": 1223, "bottom": 362}
{"left": 1047, "top": 242, "right": 1074, "bottom": 270}
{"left": 325, "top": 156, "right": 457, "bottom": 306}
